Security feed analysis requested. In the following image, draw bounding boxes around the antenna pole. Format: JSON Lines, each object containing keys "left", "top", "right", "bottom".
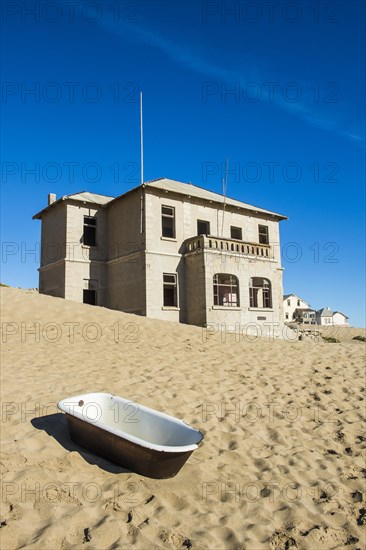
{"left": 140, "top": 92, "right": 144, "bottom": 185}
{"left": 221, "top": 159, "right": 229, "bottom": 237}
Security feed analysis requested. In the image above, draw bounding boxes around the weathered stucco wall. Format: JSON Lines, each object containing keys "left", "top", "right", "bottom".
{"left": 40, "top": 203, "right": 67, "bottom": 267}
{"left": 38, "top": 203, "right": 67, "bottom": 297}
{"left": 107, "top": 253, "right": 146, "bottom": 315}
{"left": 39, "top": 261, "right": 65, "bottom": 298}
{"left": 63, "top": 202, "right": 107, "bottom": 304}
{"left": 203, "top": 251, "right": 285, "bottom": 337}
{"left": 144, "top": 188, "right": 285, "bottom": 334}
{"left": 107, "top": 191, "right": 145, "bottom": 260}
{"left": 106, "top": 191, "right": 146, "bottom": 314}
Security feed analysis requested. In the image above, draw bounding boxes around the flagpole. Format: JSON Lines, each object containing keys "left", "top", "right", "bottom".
{"left": 221, "top": 158, "right": 228, "bottom": 237}
{"left": 140, "top": 91, "right": 144, "bottom": 185}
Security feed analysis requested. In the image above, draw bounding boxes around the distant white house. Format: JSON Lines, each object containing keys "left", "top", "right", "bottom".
{"left": 316, "top": 308, "right": 349, "bottom": 326}
{"left": 283, "top": 294, "right": 315, "bottom": 324}
{"left": 284, "top": 296, "right": 350, "bottom": 326}
{"left": 315, "top": 307, "right": 333, "bottom": 325}
{"left": 332, "top": 311, "right": 349, "bottom": 325}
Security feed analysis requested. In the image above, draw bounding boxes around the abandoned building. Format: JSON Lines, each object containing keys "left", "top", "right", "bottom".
{"left": 33, "top": 178, "right": 288, "bottom": 334}
{"left": 283, "top": 294, "right": 316, "bottom": 324}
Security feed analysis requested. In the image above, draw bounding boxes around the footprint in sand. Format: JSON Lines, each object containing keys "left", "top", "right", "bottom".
{"left": 357, "top": 507, "right": 366, "bottom": 525}
{"left": 351, "top": 491, "right": 362, "bottom": 502}
{"left": 83, "top": 528, "right": 92, "bottom": 543}
{"left": 270, "top": 530, "right": 298, "bottom": 549}
{"left": 327, "top": 449, "right": 341, "bottom": 457}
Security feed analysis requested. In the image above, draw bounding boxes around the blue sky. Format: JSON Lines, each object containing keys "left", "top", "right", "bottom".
{"left": 1, "top": 0, "right": 365, "bottom": 326}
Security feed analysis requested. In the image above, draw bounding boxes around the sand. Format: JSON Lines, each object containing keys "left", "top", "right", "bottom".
{"left": 1, "top": 287, "right": 365, "bottom": 550}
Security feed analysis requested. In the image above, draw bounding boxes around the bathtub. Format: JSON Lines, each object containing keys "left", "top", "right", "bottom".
{"left": 57, "top": 392, "right": 203, "bottom": 478}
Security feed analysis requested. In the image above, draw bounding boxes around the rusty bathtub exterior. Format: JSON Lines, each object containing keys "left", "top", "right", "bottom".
{"left": 58, "top": 393, "right": 203, "bottom": 479}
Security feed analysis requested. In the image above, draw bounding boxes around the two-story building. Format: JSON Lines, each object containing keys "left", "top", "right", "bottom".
{"left": 33, "top": 178, "right": 288, "bottom": 335}
{"left": 283, "top": 294, "right": 316, "bottom": 324}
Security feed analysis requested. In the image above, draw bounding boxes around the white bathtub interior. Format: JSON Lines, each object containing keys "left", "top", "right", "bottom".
{"left": 58, "top": 393, "right": 202, "bottom": 448}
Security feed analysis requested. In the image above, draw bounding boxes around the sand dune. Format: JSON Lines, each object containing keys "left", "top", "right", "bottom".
{"left": 1, "top": 287, "right": 365, "bottom": 550}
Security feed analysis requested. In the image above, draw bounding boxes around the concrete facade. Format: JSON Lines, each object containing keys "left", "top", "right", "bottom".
{"left": 34, "top": 179, "right": 288, "bottom": 336}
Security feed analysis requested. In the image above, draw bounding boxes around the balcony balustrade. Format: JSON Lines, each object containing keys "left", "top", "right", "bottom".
{"left": 184, "top": 235, "right": 272, "bottom": 259}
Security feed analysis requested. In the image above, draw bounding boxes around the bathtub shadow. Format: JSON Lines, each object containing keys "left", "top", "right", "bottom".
{"left": 31, "top": 413, "right": 131, "bottom": 474}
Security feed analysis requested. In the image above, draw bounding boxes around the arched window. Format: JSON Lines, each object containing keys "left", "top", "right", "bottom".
{"left": 213, "top": 274, "right": 239, "bottom": 307}
{"left": 249, "top": 278, "right": 272, "bottom": 308}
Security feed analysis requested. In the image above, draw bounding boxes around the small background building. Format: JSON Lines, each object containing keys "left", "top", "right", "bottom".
{"left": 283, "top": 294, "right": 315, "bottom": 323}
{"left": 284, "top": 297, "right": 350, "bottom": 326}
{"left": 316, "top": 308, "right": 349, "bottom": 326}
{"left": 315, "top": 307, "right": 334, "bottom": 325}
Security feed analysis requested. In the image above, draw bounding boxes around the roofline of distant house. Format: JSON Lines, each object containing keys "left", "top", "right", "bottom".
{"left": 333, "top": 311, "right": 349, "bottom": 318}
{"left": 283, "top": 294, "right": 309, "bottom": 304}
{"left": 33, "top": 178, "right": 288, "bottom": 221}
{"left": 316, "top": 309, "right": 334, "bottom": 316}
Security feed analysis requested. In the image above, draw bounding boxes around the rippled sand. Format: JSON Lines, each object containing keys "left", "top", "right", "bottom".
{"left": 1, "top": 287, "right": 365, "bottom": 549}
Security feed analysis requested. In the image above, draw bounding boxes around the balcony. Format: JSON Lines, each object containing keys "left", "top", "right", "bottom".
{"left": 184, "top": 235, "right": 272, "bottom": 259}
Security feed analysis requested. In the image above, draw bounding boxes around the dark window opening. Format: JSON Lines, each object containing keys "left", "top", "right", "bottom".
{"left": 83, "top": 289, "right": 96, "bottom": 305}
{"left": 197, "top": 219, "right": 210, "bottom": 236}
{"left": 162, "top": 206, "right": 175, "bottom": 238}
{"left": 287, "top": 299, "right": 290, "bottom": 306}
{"left": 230, "top": 226, "right": 242, "bottom": 240}
{"left": 83, "top": 216, "right": 97, "bottom": 247}
{"left": 297, "top": 299, "right": 301, "bottom": 306}
{"left": 249, "top": 277, "right": 272, "bottom": 308}
{"left": 213, "top": 274, "right": 239, "bottom": 307}
{"left": 163, "top": 273, "right": 177, "bottom": 306}
{"left": 258, "top": 225, "right": 269, "bottom": 245}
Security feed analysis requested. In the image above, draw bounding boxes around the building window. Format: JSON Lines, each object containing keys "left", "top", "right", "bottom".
{"left": 162, "top": 206, "right": 175, "bottom": 238}
{"left": 83, "top": 279, "right": 97, "bottom": 305}
{"left": 297, "top": 299, "right": 300, "bottom": 306}
{"left": 287, "top": 299, "right": 290, "bottom": 306}
{"left": 213, "top": 274, "right": 239, "bottom": 307}
{"left": 230, "top": 226, "right": 242, "bottom": 240}
{"left": 285, "top": 313, "right": 289, "bottom": 319}
{"left": 197, "top": 219, "right": 210, "bottom": 236}
{"left": 83, "top": 216, "right": 96, "bottom": 246}
{"left": 249, "top": 278, "right": 272, "bottom": 308}
{"left": 163, "top": 273, "right": 178, "bottom": 307}
{"left": 258, "top": 225, "right": 269, "bottom": 245}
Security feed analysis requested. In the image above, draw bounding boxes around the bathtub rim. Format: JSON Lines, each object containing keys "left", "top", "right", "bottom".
{"left": 57, "top": 392, "right": 203, "bottom": 454}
